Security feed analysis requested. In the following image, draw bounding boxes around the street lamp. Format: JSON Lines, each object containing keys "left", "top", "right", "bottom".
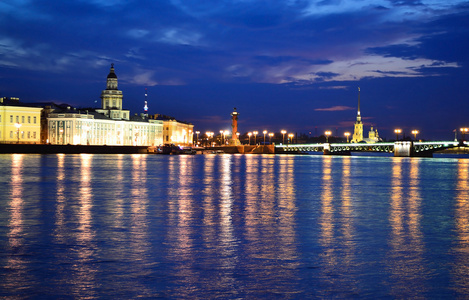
{"left": 269, "top": 132, "right": 274, "bottom": 144}
{"left": 325, "top": 130, "right": 331, "bottom": 143}
{"left": 220, "top": 130, "right": 224, "bottom": 145}
{"left": 15, "top": 122, "right": 22, "bottom": 143}
{"left": 253, "top": 131, "right": 258, "bottom": 145}
{"left": 206, "top": 131, "right": 214, "bottom": 146}
{"left": 344, "top": 132, "right": 350, "bottom": 143}
{"left": 461, "top": 128, "right": 469, "bottom": 141}
{"left": 263, "top": 130, "right": 268, "bottom": 145}
{"left": 288, "top": 133, "right": 294, "bottom": 144}
{"left": 394, "top": 129, "right": 402, "bottom": 141}
{"left": 281, "top": 130, "right": 287, "bottom": 144}
{"left": 195, "top": 131, "right": 200, "bottom": 146}
{"left": 224, "top": 130, "right": 230, "bottom": 145}
{"left": 248, "top": 132, "right": 252, "bottom": 145}
{"left": 411, "top": 130, "right": 419, "bottom": 140}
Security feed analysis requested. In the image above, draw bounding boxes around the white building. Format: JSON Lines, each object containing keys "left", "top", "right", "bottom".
{"left": 47, "top": 65, "right": 163, "bottom": 146}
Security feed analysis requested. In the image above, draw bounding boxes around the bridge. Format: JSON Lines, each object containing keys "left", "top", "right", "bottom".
{"left": 276, "top": 140, "right": 466, "bottom": 157}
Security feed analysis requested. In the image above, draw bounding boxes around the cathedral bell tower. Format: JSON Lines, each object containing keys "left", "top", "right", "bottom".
{"left": 351, "top": 87, "right": 363, "bottom": 143}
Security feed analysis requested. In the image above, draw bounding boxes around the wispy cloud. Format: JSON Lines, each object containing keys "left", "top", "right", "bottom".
{"left": 315, "top": 106, "right": 355, "bottom": 112}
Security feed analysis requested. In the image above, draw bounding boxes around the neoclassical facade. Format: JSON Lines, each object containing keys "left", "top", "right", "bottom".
{"left": 47, "top": 65, "right": 164, "bottom": 146}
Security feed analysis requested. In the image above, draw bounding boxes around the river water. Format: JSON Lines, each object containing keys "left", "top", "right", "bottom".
{"left": 0, "top": 153, "right": 468, "bottom": 299}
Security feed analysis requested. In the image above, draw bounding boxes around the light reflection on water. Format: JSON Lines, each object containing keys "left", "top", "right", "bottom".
{"left": 0, "top": 154, "right": 468, "bottom": 298}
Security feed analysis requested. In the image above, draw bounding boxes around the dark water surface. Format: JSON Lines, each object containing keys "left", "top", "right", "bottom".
{"left": 0, "top": 154, "right": 468, "bottom": 299}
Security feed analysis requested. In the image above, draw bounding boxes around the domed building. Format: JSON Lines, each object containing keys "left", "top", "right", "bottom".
{"left": 46, "top": 64, "right": 194, "bottom": 146}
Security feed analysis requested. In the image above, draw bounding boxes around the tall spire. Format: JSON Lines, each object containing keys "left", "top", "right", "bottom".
{"left": 357, "top": 86, "right": 361, "bottom": 121}
{"left": 144, "top": 88, "right": 148, "bottom": 116}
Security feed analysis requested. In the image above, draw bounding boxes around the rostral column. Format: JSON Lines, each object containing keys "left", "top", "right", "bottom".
{"left": 230, "top": 107, "right": 241, "bottom": 145}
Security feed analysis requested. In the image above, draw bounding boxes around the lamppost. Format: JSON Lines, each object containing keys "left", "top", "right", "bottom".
{"left": 253, "top": 131, "right": 258, "bottom": 145}
{"left": 248, "top": 132, "right": 252, "bottom": 145}
{"left": 206, "top": 131, "right": 214, "bottom": 146}
{"left": 461, "top": 128, "right": 469, "bottom": 141}
{"left": 15, "top": 122, "right": 22, "bottom": 143}
{"left": 411, "top": 130, "right": 419, "bottom": 140}
{"left": 263, "top": 130, "right": 267, "bottom": 145}
{"left": 269, "top": 132, "right": 274, "bottom": 144}
{"left": 195, "top": 131, "right": 200, "bottom": 146}
{"left": 281, "top": 130, "right": 286, "bottom": 144}
{"left": 394, "top": 129, "right": 402, "bottom": 141}
{"left": 344, "top": 132, "right": 350, "bottom": 143}
{"left": 325, "top": 130, "right": 331, "bottom": 143}
{"left": 288, "top": 133, "right": 294, "bottom": 144}
{"left": 220, "top": 130, "right": 224, "bottom": 145}
{"left": 236, "top": 132, "right": 240, "bottom": 143}
{"left": 224, "top": 130, "right": 229, "bottom": 145}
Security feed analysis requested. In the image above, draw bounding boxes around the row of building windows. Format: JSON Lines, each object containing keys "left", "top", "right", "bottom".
{"left": 5, "top": 115, "right": 37, "bottom": 124}
{"left": 7, "top": 131, "right": 37, "bottom": 139}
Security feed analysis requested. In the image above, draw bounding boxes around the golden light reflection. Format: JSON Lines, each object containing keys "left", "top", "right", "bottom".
{"left": 167, "top": 155, "right": 197, "bottom": 298}
{"left": 387, "top": 158, "right": 425, "bottom": 298}
{"left": 276, "top": 155, "right": 299, "bottom": 264}
{"left": 339, "top": 156, "right": 356, "bottom": 283}
{"left": 54, "top": 154, "right": 66, "bottom": 243}
{"left": 129, "top": 154, "right": 151, "bottom": 294}
{"left": 4, "top": 154, "right": 27, "bottom": 292}
{"left": 318, "top": 156, "right": 357, "bottom": 293}
{"left": 71, "top": 153, "right": 96, "bottom": 298}
{"left": 320, "top": 156, "right": 334, "bottom": 247}
{"left": 243, "top": 155, "right": 300, "bottom": 294}
{"left": 453, "top": 159, "right": 469, "bottom": 295}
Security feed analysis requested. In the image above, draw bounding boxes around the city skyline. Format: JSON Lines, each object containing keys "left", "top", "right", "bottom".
{"left": 1, "top": 1, "right": 468, "bottom": 140}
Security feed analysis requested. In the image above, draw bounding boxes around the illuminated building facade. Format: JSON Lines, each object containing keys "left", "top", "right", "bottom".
{"left": 0, "top": 97, "right": 42, "bottom": 144}
{"left": 47, "top": 65, "right": 163, "bottom": 146}
{"left": 150, "top": 114, "right": 194, "bottom": 146}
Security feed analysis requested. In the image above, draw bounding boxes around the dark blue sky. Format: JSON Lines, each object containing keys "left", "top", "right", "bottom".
{"left": 1, "top": 0, "right": 468, "bottom": 140}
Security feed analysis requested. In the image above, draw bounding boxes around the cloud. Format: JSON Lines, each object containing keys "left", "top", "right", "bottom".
{"left": 315, "top": 106, "right": 355, "bottom": 112}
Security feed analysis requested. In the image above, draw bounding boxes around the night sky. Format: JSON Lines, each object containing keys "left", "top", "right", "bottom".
{"left": 1, "top": 0, "right": 468, "bottom": 140}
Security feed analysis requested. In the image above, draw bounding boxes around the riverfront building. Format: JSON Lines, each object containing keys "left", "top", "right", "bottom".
{"left": 0, "top": 97, "right": 42, "bottom": 144}
{"left": 45, "top": 64, "right": 194, "bottom": 147}
{"left": 46, "top": 65, "right": 165, "bottom": 146}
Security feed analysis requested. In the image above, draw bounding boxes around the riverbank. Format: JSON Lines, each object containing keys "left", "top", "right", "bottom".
{"left": 0, "top": 143, "right": 149, "bottom": 154}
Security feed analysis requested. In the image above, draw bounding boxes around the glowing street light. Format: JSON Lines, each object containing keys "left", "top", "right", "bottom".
{"left": 269, "top": 132, "right": 274, "bottom": 144}
{"left": 461, "top": 127, "right": 469, "bottom": 141}
{"left": 281, "top": 130, "right": 287, "bottom": 144}
{"left": 248, "top": 132, "right": 252, "bottom": 145}
{"left": 206, "top": 131, "right": 214, "bottom": 146}
{"left": 195, "top": 131, "right": 200, "bottom": 145}
{"left": 220, "top": 130, "right": 224, "bottom": 145}
{"left": 344, "top": 132, "right": 350, "bottom": 143}
{"left": 224, "top": 130, "right": 230, "bottom": 145}
{"left": 263, "top": 130, "right": 268, "bottom": 145}
{"left": 394, "top": 129, "right": 402, "bottom": 141}
{"left": 15, "top": 122, "right": 22, "bottom": 143}
{"left": 253, "top": 131, "right": 258, "bottom": 145}
{"left": 411, "top": 130, "right": 419, "bottom": 140}
{"left": 325, "top": 130, "right": 331, "bottom": 143}
{"left": 288, "top": 133, "right": 294, "bottom": 144}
